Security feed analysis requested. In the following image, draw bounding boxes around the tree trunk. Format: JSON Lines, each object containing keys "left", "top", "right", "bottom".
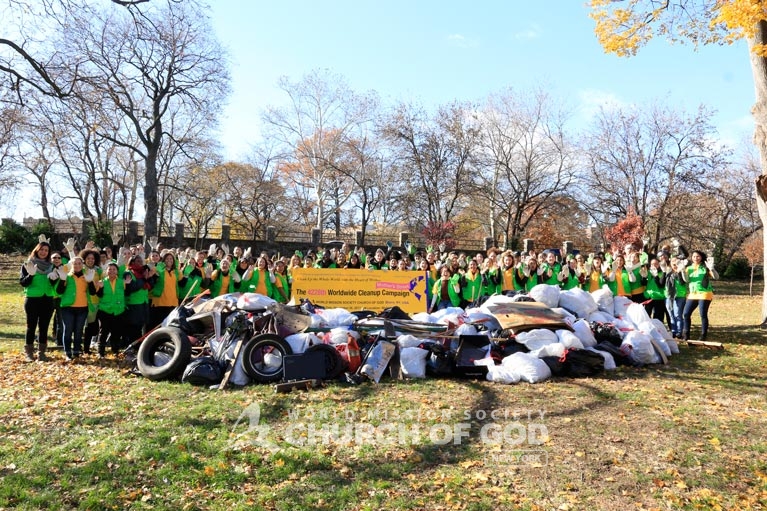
{"left": 748, "top": 22, "right": 767, "bottom": 325}
{"left": 144, "top": 148, "right": 159, "bottom": 240}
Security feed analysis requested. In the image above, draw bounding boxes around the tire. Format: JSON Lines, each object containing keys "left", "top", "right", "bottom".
{"left": 306, "top": 343, "right": 348, "bottom": 380}
{"left": 240, "top": 334, "right": 293, "bottom": 383}
{"left": 137, "top": 327, "right": 193, "bottom": 381}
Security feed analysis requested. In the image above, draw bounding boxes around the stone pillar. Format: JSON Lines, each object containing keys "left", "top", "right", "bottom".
{"left": 311, "top": 228, "right": 321, "bottom": 247}
{"left": 221, "top": 224, "right": 231, "bottom": 244}
{"left": 523, "top": 238, "right": 534, "bottom": 254}
{"left": 128, "top": 221, "right": 139, "bottom": 245}
{"left": 355, "top": 230, "right": 363, "bottom": 247}
{"left": 399, "top": 232, "right": 408, "bottom": 249}
{"left": 266, "top": 226, "right": 275, "bottom": 243}
{"left": 175, "top": 223, "right": 185, "bottom": 248}
{"left": 484, "top": 237, "right": 494, "bottom": 250}
{"left": 562, "top": 241, "right": 574, "bottom": 257}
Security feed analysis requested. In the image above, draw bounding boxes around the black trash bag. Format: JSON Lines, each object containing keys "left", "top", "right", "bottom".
{"left": 591, "top": 322, "right": 623, "bottom": 347}
{"left": 593, "top": 341, "right": 639, "bottom": 367}
{"left": 419, "top": 341, "right": 455, "bottom": 377}
{"left": 541, "top": 356, "right": 565, "bottom": 376}
{"left": 379, "top": 306, "right": 411, "bottom": 320}
{"left": 560, "top": 348, "right": 605, "bottom": 378}
{"left": 182, "top": 356, "right": 224, "bottom": 386}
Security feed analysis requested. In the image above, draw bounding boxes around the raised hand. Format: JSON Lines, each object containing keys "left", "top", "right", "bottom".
{"left": 84, "top": 269, "right": 95, "bottom": 283}
{"left": 24, "top": 260, "right": 37, "bottom": 276}
{"left": 38, "top": 234, "right": 50, "bottom": 244}
{"left": 208, "top": 243, "right": 217, "bottom": 257}
{"left": 64, "top": 237, "right": 76, "bottom": 256}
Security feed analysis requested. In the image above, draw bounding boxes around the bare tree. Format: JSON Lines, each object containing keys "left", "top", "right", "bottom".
{"left": 476, "top": 88, "right": 577, "bottom": 249}
{"left": 579, "top": 103, "right": 729, "bottom": 251}
{"left": 263, "top": 69, "right": 377, "bottom": 231}
{"left": 381, "top": 101, "right": 481, "bottom": 229}
{"left": 56, "top": 0, "right": 229, "bottom": 241}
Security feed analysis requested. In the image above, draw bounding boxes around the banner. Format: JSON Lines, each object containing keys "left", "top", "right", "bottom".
{"left": 290, "top": 268, "right": 429, "bottom": 314}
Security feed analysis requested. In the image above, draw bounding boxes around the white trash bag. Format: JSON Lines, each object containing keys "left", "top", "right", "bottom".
{"left": 501, "top": 352, "right": 552, "bottom": 384}
{"left": 399, "top": 347, "right": 429, "bottom": 379}
{"left": 529, "top": 284, "right": 561, "bottom": 309}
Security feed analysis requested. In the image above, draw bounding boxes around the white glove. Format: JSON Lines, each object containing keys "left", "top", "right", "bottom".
{"left": 146, "top": 261, "right": 156, "bottom": 271}
{"left": 522, "top": 264, "right": 531, "bottom": 277}
{"left": 242, "top": 267, "right": 253, "bottom": 281}
{"left": 439, "top": 242, "right": 446, "bottom": 253}
{"left": 24, "top": 261, "right": 37, "bottom": 275}
{"left": 562, "top": 265, "right": 570, "bottom": 278}
{"left": 57, "top": 266, "right": 68, "bottom": 280}
{"left": 269, "top": 271, "right": 276, "bottom": 283}
{"left": 47, "top": 270, "right": 58, "bottom": 280}
{"left": 208, "top": 243, "right": 217, "bottom": 257}
{"left": 101, "top": 263, "right": 110, "bottom": 272}
{"left": 110, "top": 234, "right": 120, "bottom": 246}
{"left": 232, "top": 270, "right": 242, "bottom": 283}
{"left": 64, "top": 237, "right": 76, "bottom": 256}
{"left": 221, "top": 243, "right": 229, "bottom": 257}
{"left": 85, "top": 269, "right": 95, "bottom": 283}
{"left": 611, "top": 261, "right": 619, "bottom": 272}
{"left": 178, "top": 252, "right": 188, "bottom": 266}
{"left": 536, "top": 266, "right": 545, "bottom": 276}
{"left": 117, "top": 250, "right": 127, "bottom": 267}
{"left": 678, "top": 258, "right": 688, "bottom": 269}
{"left": 243, "top": 247, "right": 252, "bottom": 260}
{"left": 557, "top": 270, "right": 566, "bottom": 282}
{"left": 649, "top": 266, "right": 658, "bottom": 277}
{"left": 601, "top": 262, "right": 609, "bottom": 273}
{"left": 624, "top": 262, "right": 636, "bottom": 273}
{"left": 204, "top": 263, "right": 214, "bottom": 279}
{"left": 639, "top": 266, "right": 648, "bottom": 278}
{"left": 659, "top": 260, "right": 668, "bottom": 272}
{"left": 705, "top": 258, "right": 715, "bottom": 270}
{"left": 147, "top": 236, "right": 159, "bottom": 251}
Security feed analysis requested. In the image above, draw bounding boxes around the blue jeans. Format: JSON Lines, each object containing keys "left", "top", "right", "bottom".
{"left": 61, "top": 307, "right": 88, "bottom": 357}
{"left": 666, "top": 297, "right": 685, "bottom": 337}
{"left": 683, "top": 299, "right": 712, "bottom": 340}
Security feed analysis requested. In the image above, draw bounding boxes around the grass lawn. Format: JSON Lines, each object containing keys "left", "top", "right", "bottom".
{"left": 0, "top": 269, "right": 765, "bottom": 510}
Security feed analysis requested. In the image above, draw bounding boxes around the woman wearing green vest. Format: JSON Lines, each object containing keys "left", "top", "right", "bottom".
{"left": 19, "top": 241, "right": 60, "bottom": 362}
{"left": 149, "top": 252, "right": 188, "bottom": 329}
{"left": 682, "top": 250, "right": 718, "bottom": 341}
{"left": 606, "top": 255, "right": 633, "bottom": 298}
{"left": 664, "top": 257, "right": 688, "bottom": 338}
{"left": 459, "top": 259, "right": 486, "bottom": 307}
{"left": 430, "top": 266, "right": 462, "bottom": 312}
{"left": 90, "top": 262, "right": 135, "bottom": 357}
{"left": 57, "top": 257, "right": 93, "bottom": 361}
{"left": 123, "top": 254, "right": 158, "bottom": 345}
{"left": 643, "top": 258, "right": 666, "bottom": 321}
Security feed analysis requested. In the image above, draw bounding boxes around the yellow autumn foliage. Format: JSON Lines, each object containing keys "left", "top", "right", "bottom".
{"left": 589, "top": 0, "right": 767, "bottom": 56}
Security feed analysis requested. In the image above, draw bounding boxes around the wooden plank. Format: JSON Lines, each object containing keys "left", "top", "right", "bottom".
{"left": 684, "top": 340, "right": 724, "bottom": 350}
{"left": 218, "top": 336, "right": 245, "bottom": 390}
{"left": 649, "top": 338, "right": 668, "bottom": 364}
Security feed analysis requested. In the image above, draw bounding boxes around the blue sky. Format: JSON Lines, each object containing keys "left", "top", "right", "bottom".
{"left": 210, "top": 1, "right": 754, "bottom": 160}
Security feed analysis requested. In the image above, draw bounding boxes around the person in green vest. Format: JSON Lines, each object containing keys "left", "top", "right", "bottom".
{"left": 682, "top": 250, "right": 718, "bottom": 342}
{"left": 149, "top": 251, "right": 188, "bottom": 329}
{"left": 123, "top": 254, "right": 158, "bottom": 344}
{"left": 429, "top": 266, "right": 462, "bottom": 312}
{"left": 19, "top": 241, "right": 61, "bottom": 362}
{"left": 56, "top": 257, "right": 95, "bottom": 361}
{"left": 643, "top": 258, "right": 666, "bottom": 321}
{"left": 271, "top": 260, "right": 291, "bottom": 303}
{"left": 606, "top": 254, "right": 633, "bottom": 298}
{"left": 664, "top": 257, "right": 688, "bottom": 339}
{"left": 203, "top": 256, "right": 233, "bottom": 297}
{"left": 516, "top": 255, "right": 544, "bottom": 292}
{"left": 626, "top": 251, "right": 647, "bottom": 304}
{"left": 560, "top": 255, "right": 581, "bottom": 290}
{"left": 90, "top": 262, "right": 138, "bottom": 357}
{"left": 459, "top": 258, "right": 486, "bottom": 307}
{"left": 540, "top": 250, "right": 566, "bottom": 288}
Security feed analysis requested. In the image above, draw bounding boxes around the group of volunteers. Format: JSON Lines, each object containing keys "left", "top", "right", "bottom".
{"left": 19, "top": 235, "right": 718, "bottom": 362}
